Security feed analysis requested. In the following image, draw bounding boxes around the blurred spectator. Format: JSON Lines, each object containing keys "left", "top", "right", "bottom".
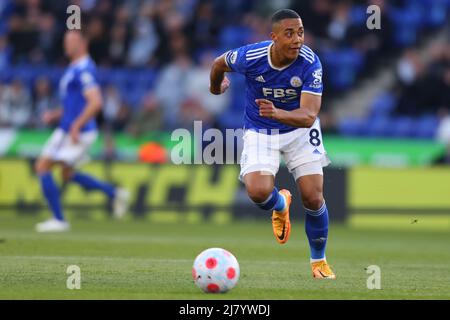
{"left": 396, "top": 49, "right": 425, "bottom": 86}
{"left": 126, "top": 2, "right": 159, "bottom": 67}
{"left": 0, "top": 79, "right": 32, "bottom": 128}
{"left": 32, "top": 77, "right": 58, "bottom": 129}
{"left": 86, "top": 16, "right": 109, "bottom": 65}
{"left": 101, "top": 84, "right": 130, "bottom": 160}
{"left": 8, "top": 14, "right": 38, "bottom": 64}
{"left": 32, "top": 13, "right": 60, "bottom": 64}
{"left": 127, "top": 92, "right": 163, "bottom": 137}
{"left": 184, "top": 51, "right": 230, "bottom": 127}
{"left": 185, "top": 1, "right": 219, "bottom": 56}
{"left": 395, "top": 43, "right": 450, "bottom": 116}
{"left": 108, "top": 23, "right": 130, "bottom": 66}
{"left": 102, "top": 84, "right": 129, "bottom": 132}
{"left": 327, "top": 1, "right": 351, "bottom": 43}
{"left": 153, "top": 51, "right": 194, "bottom": 129}
{"left": 0, "top": 35, "right": 11, "bottom": 69}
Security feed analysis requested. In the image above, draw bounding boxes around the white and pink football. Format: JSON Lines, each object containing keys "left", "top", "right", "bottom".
{"left": 192, "top": 248, "right": 240, "bottom": 293}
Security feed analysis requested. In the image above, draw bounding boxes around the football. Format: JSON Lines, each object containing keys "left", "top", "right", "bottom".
{"left": 192, "top": 248, "right": 240, "bottom": 293}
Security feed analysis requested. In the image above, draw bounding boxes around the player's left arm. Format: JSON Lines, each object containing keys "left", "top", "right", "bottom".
{"left": 70, "top": 86, "right": 103, "bottom": 143}
{"left": 257, "top": 56, "right": 323, "bottom": 128}
{"left": 256, "top": 92, "right": 321, "bottom": 128}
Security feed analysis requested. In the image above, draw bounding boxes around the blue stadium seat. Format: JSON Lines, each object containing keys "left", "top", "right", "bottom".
{"left": 337, "top": 118, "right": 367, "bottom": 136}
{"left": 365, "top": 116, "right": 392, "bottom": 137}
{"left": 390, "top": 116, "right": 415, "bottom": 138}
{"left": 321, "top": 48, "right": 364, "bottom": 91}
{"left": 349, "top": 5, "right": 367, "bottom": 26}
{"left": 218, "top": 25, "right": 252, "bottom": 52}
{"left": 133, "top": 69, "right": 156, "bottom": 90}
{"left": 0, "top": 66, "right": 13, "bottom": 83}
{"left": 110, "top": 69, "right": 129, "bottom": 88}
{"left": 408, "top": 0, "right": 449, "bottom": 28}
{"left": 369, "top": 92, "right": 397, "bottom": 118}
{"left": 13, "top": 65, "right": 39, "bottom": 88}
{"left": 48, "top": 68, "right": 63, "bottom": 87}
{"left": 389, "top": 7, "right": 422, "bottom": 47}
{"left": 97, "top": 68, "right": 111, "bottom": 86}
{"left": 414, "top": 114, "right": 439, "bottom": 139}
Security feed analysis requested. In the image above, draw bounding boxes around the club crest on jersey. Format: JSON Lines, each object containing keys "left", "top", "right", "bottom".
{"left": 312, "top": 69, "right": 322, "bottom": 84}
{"left": 290, "top": 76, "right": 302, "bottom": 88}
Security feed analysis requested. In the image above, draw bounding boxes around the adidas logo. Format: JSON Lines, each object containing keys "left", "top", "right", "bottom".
{"left": 255, "top": 75, "right": 265, "bottom": 82}
{"left": 313, "top": 149, "right": 322, "bottom": 155}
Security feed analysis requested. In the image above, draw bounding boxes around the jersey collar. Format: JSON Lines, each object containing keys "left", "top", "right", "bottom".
{"left": 267, "top": 42, "right": 297, "bottom": 71}
{"left": 70, "top": 55, "right": 90, "bottom": 68}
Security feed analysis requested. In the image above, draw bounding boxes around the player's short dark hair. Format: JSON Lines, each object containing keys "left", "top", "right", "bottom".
{"left": 271, "top": 9, "right": 301, "bottom": 25}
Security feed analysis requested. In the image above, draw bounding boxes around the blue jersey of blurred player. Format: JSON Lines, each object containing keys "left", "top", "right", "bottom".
{"left": 210, "top": 9, "right": 335, "bottom": 279}
{"left": 35, "top": 30, "right": 129, "bottom": 232}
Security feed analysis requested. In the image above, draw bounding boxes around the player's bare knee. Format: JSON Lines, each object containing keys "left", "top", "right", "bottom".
{"left": 247, "top": 184, "right": 273, "bottom": 203}
{"left": 35, "top": 159, "right": 51, "bottom": 175}
{"left": 303, "top": 195, "right": 324, "bottom": 211}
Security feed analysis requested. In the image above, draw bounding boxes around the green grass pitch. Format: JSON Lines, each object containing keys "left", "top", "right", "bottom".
{"left": 0, "top": 212, "right": 449, "bottom": 300}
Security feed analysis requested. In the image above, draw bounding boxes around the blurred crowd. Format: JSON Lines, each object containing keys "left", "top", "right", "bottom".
{"left": 394, "top": 43, "right": 450, "bottom": 117}
{"left": 0, "top": 0, "right": 449, "bottom": 142}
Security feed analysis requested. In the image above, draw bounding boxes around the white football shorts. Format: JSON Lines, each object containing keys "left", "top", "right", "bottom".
{"left": 40, "top": 128, "right": 98, "bottom": 167}
{"left": 239, "top": 119, "right": 331, "bottom": 181}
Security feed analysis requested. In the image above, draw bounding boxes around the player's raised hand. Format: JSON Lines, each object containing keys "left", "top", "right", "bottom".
{"left": 42, "top": 109, "right": 61, "bottom": 125}
{"left": 255, "top": 99, "right": 277, "bottom": 119}
{"left": 42, "top": 111, "right": 53, "bottom": 125}
{"left": 69, "top": 123, "right": 81, "bottom": 144}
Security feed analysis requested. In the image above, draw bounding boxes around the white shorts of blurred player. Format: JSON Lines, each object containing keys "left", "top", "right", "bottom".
{"left": 239, "top": 119, "right": 331, "bottom": 182}
{"left": 40, "top": 128, "right": 98, "bottom": 168}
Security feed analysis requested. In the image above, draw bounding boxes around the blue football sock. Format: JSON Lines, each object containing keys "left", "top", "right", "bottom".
{"left": 39, "top": 172, "right": 64, "bottom": 221}
{"left": 304, "top": 201, "right": 329, "bottom": 260}
{"left": 71, "top": 172, "right": 116, "bottom": 198}
{"left": 254, "top": 188, "right": 286, "bottom": 211}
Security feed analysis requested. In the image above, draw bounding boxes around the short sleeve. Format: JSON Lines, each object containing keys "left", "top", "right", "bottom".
{"left": 79, "top": 70, "right": 99, "bottom": 93}
{"left": 224, "top": 46, "right": 248, "bottom": 74}
{"left": 301, "top": 57, "right": 323, "bottom": 96}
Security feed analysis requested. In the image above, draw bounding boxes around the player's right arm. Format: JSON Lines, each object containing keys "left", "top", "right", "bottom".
{"left": 209, "top": 54, "right": 232, "bottom": 95}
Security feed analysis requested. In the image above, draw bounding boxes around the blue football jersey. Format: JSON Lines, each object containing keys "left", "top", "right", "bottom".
{"left": 58, "top": 56, "right": 99, "bottom": 132}
{"left": 224, "top": 41, "right": 323, "bottom": 133}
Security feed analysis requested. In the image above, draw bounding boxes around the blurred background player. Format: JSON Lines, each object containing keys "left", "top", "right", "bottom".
{"left": 34, "top": 30, "right": 129, "bottom": 232}
{"left": 210, "top": 9, "right": 335, "bottom": 279}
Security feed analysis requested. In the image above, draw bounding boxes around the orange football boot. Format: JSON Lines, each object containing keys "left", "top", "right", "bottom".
{"left": 271, "top": 189, "right": 292, "bottom": 244}
{"left": 311, "top": 260, "right": 336, "bottom": 279}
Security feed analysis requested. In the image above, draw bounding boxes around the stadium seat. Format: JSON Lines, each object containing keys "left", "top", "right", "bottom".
{"left": 0, "top": 66, "right": 13, "bottom": 83}
{"left": 390, "top": 116, "right": 415, "bottom": 138}
{"left": 349, "top": 5, "right": 367, "bottom": 26}
{"left": 48, "top": 68, "right": 63, "bottom": 87}
{"left": 365, "top": 116, "right": 392, "bottom": 137}
{"left": 337, "top": 118, "right": 367, "bottom": 137}
{"left": 389, "top": 7, "right": 422, "bottom": 47}
{"left": 321, "top": 48, "right": 364, "bottom": 91}
{"left": 369, "top": 92, "right": 397, "bottom": 118}
{"left": 409, "top": 0, "right": 449, "bottom": 27}
{"left": 218, "top": 25, "right": 252, "bottom": 51}
{"left": 414, "top": 114, "right": 439, "bottom": 139}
